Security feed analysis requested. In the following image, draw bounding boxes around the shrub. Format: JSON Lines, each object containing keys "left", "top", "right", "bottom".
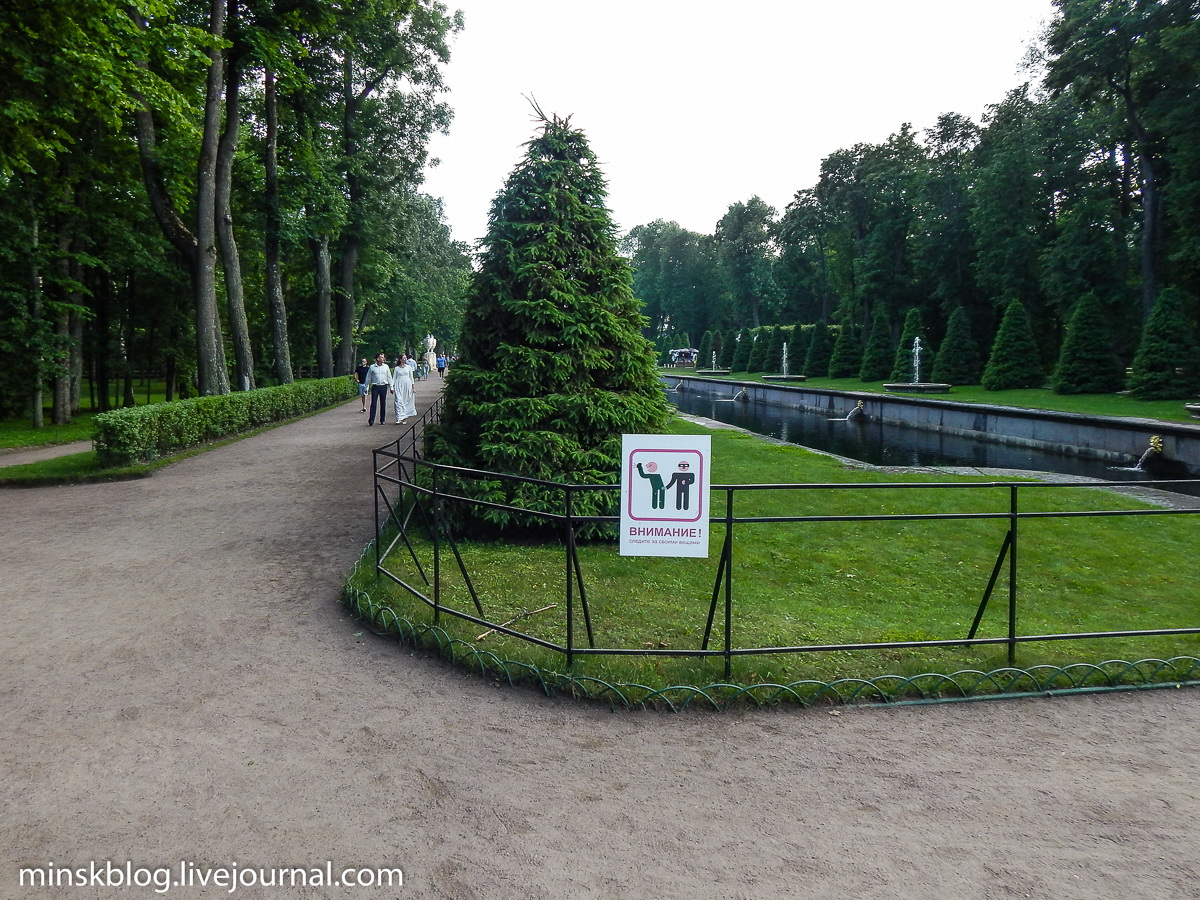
{"left": 92, "top": 376, "right": 357, "bottom": 466}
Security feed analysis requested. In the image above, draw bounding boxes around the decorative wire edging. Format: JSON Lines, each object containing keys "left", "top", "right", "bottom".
{"left": 342, "top": 549, "right": 1200, "bottom": 711}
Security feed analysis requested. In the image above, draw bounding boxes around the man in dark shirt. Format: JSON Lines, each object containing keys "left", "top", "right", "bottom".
{"left": 354, "top": 358, "right": 370, "bottom": 412}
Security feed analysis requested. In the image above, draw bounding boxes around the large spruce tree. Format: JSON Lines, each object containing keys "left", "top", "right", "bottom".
{"left": 424, "top": 112, "right": 668, "bottom": 532}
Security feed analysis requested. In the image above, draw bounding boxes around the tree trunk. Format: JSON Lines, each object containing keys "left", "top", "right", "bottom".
{"left": 264, "top": 68, "right": 294, "bottom": 384}
{"left": 311, "top": 229, "right": 334, "bottom": 378}
{"left": 335, "top": 53, "right": 361, "bottom": 376}
{"left": 129, "top": 0, "right": 229, "bottom": 396}
{"left": 51, "top": 220, "right": 72, "bottom": 425}
{"left": 215, "top": 41, "right": 255, "bottom": 391}
{"left": 336, "top": 243, "right": 359, "bottom": 374}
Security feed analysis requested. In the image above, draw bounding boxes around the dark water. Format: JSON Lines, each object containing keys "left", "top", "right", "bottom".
{"left": 670, "top": 388, "right": 1200, "bottom": 496}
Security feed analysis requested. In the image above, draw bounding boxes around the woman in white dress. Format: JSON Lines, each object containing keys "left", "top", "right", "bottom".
{"left": 391, "top": 354, "right": 417, "bottom": 422}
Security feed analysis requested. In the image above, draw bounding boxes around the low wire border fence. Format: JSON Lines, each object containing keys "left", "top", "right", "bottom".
{"left": 367, "top": 437, "right": 1200, "bottom": 688}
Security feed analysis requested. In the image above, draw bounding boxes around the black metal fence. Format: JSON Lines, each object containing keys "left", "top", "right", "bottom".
{"left": 372, "top": 437, "right": 1200, "bottom": 679}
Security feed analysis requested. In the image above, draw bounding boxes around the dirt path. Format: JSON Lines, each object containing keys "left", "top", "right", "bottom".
{"left": 2, "top": 393, "right": 1199, "bottom": 899}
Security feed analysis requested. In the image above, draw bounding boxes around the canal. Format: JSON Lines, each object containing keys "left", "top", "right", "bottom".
{"left": 670, "top": 388, "right": 1200, "bottom": 495}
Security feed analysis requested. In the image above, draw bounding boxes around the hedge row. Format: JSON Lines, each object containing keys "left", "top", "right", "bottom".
{"left": 92, "top": 376, "right": 357, "bottom": 466}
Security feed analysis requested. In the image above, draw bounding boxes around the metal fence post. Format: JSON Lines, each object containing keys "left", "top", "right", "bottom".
{"left": 1008, "top": 483, "right": 1019, "bottom": 666}
{"left": 724, "top": 487, "right": 734, "bottom": 680}
{"left": 565, "top": 486, "right": 574, "bottom": 671}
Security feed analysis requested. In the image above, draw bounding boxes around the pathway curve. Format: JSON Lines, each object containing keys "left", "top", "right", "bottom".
{"left": 2, "top": 392, "right": 1198, "bottom": 899}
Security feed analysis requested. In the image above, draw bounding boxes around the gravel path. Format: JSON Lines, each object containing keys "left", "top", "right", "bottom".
{"left": 2, "top": 393, "right": 1199, "bottom": 899}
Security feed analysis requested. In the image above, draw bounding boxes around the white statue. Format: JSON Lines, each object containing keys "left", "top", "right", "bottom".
{"left": 422, "top": 334, "right": 438, "bottom": 375}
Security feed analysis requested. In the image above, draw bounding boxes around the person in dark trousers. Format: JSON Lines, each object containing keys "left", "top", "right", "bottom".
{"left": 364, "top": 352, "right": 392, "bottom": 425}
{"left": 354, "top": 358, "right": 370, "bottom": 412}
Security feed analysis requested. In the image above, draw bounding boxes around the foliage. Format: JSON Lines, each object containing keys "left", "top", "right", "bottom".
{"left": 1128, "top": 286, "right": 1200, "bottom": 399}
{"left": 859, "top": 314, "right": 893, "bottom": 381}
{"left": 890, "top": 308, "right": 926, "bottom": 382}
{"left": 423, "top": 112, "right": 669, "bottom": 535}
{"left": 730, "top": 327, "right": 752, "bottom": 371}
{"left": 802, "top": 321, "right": 833, "bottom": 377}
{"left": 982, "top": 299, "right": 1045, "bottom": 390}
{"left": 1052, "top": 293, "right": 1127, "bottom": 394}
{"left": 746, "top": 327, "right": 770, "bottom": 373}
{"left": 827, "top": 320, "right": 862, "bottom": 379}
{"left": 932, "top": 306, "right": 984, "bottom": 385}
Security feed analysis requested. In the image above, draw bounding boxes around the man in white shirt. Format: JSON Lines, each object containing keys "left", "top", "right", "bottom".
{"left": 364, "top": 352, "right": 392, "bottom": 425}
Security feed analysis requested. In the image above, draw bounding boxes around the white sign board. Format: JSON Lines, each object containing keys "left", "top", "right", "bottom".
{"left": 619, "top": 434, "right": 711, "bottom": 557}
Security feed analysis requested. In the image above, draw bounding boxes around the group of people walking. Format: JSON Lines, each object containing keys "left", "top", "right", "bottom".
{"left": 355, "top": 352, "right": 419, "bottom": 426}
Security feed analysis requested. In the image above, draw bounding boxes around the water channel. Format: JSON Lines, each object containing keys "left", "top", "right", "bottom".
{"left": 669, "top": 387, "right": 1200, "bottom": 497}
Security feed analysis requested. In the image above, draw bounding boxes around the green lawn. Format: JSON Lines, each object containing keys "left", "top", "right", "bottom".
{"left": 351, "top": 417, "right": 1200, "bottom": 704}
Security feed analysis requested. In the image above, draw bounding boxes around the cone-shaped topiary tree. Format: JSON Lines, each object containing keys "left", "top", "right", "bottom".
{"left": 981, "top": 298, "right": 1044, "bottom": 390}
{"left": 423, "top": 111, "right": 670, "bottom": 534}
{"left": 1052, "top": 293, "right": 1126, "bottom": 394}
{"left": 889, "top": 308, "right": 926, "bottom": 382}
{"left": 803, "top": 321, "right": 833, "bottom": 377}
{"left": 765, "top": 325, "right": 787, "bottom": 374}
{"left": 859, "top": 313, "right": 893, "bottom": 382}
{"left": 1128, "top": 287, "right": 1200, "bottom": 399}
{"left": 730, "top": 326, "right": 753, "bottom": 371}
{"left": 789, "top": 324, "right": 812, "bottom": 372}
{"left": 827, "top": 320, "right": 862, "bottom": 379}
{"left": 932, "top": 306, "right": 983, "bottom": 385}
{"left": 697, "top": 331, "right": 714, "bottom": 369}
{"left": 747, "top": 326, "right": 770, "bottom": 372}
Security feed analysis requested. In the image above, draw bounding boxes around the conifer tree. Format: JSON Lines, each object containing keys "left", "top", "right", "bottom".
{"left": 711, "top": 331, "right": 724, "bottom": 368}
{"left": 1052, "top": 293, "right": 1126, "bottom": 394}
{"left": 1128, "top": 287, "right": 1200, "bottom": 399}
{"left": 932, "top": 306, "right": 983, "bottom": 385}
{"left": 803, "top": 322, "right": 833, "bottom": 377}
{"left": 747, "top": 326, "right": 770, "bottom": 372}
{"left": 827, "top": 321, "right": 862, "bottom": 378}
{"left": 730, "top": 327, "right": 753, "bottom": 371}
{"left": 765, "top": 325, "right": 787, "bottom": 373}
{"left": 859, "top": 314, "right": 893, "bottom": 381}
{"left": 424, "top": 112, "right": 669, "bottom": 532}
{"left": 789, "top": 325, "right": 812, "bottom": 372}
{"left": 981, "top": 299, "right": 1044, "bottom": 390}
{"left": 889, "top": 308, "right": 926, "bottom": 382}
{"left": 697, "top": 330, "right": 714, "bottom": 369}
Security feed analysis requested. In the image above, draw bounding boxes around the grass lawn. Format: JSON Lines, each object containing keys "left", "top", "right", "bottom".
{"left": 350, "top": 417, "right": 1200, "bottom": 704}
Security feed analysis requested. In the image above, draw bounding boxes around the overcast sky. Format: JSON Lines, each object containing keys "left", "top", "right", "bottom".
{"left": 420, "top": 0, "right": 1058, "bottom": 247}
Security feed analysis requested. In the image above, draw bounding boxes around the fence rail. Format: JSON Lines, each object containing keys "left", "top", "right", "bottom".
{"left": 372, "top": 435, "right": 1200, "bottom": 679}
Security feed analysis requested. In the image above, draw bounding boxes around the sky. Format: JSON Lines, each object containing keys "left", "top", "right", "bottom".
{"left": 419, "top": 0, "right": 1058, "bottom": 248}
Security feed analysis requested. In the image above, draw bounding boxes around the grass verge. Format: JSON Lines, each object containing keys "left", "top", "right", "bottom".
{"left": 345, "top": 418, "right": 1200, "bottom": 708}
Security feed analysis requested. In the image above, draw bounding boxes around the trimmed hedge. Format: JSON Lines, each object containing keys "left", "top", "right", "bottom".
{"left": 92, "top": 377, "right": 357, "bottom": 466}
